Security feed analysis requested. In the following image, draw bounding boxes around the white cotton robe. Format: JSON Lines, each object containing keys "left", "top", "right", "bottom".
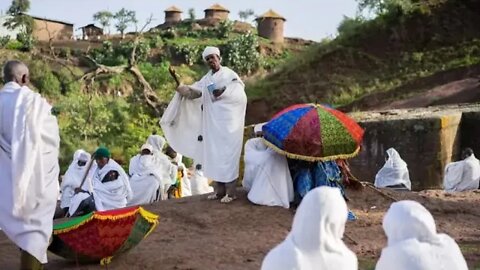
{"left": 376, "top": 200, "right": 468, "bottom": 270}
{"left": 127, "top": 154, "right": 162, "bottom": 206}
{"left": 160, "top": 66, "right": 247, "bottom": 183}
{"left": 146, "top": 135, "right": 178, "bottom": 194}
{"left": 261, "top": 186, "right": 358, "bottom": 270}
{"left": 92, "top": 159, "right": 133, "bottom": 211}
{"left": 60, "top": 150, "right": 91, "bottom": 209}
{"left": 443, "top": 154, "right": 480, "bottom": 192}
{"left": 189, "top": 167, "right": 214, "bottom": 195}
{"left": 243, "top": 138, "right": 294, "bottom": 209}
{"left": 375, "top": 148, "right": 412, "bottom": 190}
{"left": 0, "top": 82, "right": 60, "bottom": 263}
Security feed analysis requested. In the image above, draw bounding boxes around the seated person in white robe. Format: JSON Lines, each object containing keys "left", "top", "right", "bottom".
{"left": 376, "top": 200, "right": 468, "bottom": 270}
{"left": 127, "top": 144, "right": 162, "bottom": 206}
{"left": 147, "top": 135, "right": 178, "bottom": 200}
{"left": 160, "top": 46, "right": 247, "bottom": 204}
{"left": 243, "top": 123, "right": 294, "bottom": 209}
{"left": 166, "top": 145, "right": 192, "bottom": 197}
{"left": 375, "top": 148, "right": 411, "bottom": 190}
{"left": 91, "top": 147, "right": 132, "bottom": 211}
{"left": 60, "top": 149, "right": 91, "bottom": 214}
{"left": 189, "top": 164, "right": 214, "bottom": 195}
{"left": 261, "top": 186, "right": 358, "bottom": 270}
{"left": 444, "top": 148, "right": 480, "bottom": 192}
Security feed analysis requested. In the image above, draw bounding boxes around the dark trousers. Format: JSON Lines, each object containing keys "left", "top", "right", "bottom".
{"left": 213, "top": 179, "right": 237, "bottom": 198}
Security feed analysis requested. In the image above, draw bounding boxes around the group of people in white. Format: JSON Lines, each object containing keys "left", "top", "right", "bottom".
{"left": 261, "top": 186, "right": 469, "bottom": 270}
{"left": 373, "top": 147, "right": 480, "bottom": 192}
{"left": 0, "top": 44, "right": 477, "bottom": 269}
{"left": 59, "top": 134, "right": 214, "bottom": 217}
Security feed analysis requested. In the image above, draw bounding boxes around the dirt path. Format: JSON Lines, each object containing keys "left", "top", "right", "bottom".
{"left": 1, "top": 188, "right": 479, "bottom": 270}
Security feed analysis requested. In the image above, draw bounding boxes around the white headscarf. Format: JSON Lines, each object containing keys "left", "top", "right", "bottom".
{"left": 375, "top": 148, "right": 411, "bottom": 190}
{"left": 261, "top": 186, "right": 358, "bottom": 270}
{"left": 376, "top": 200, "right": 468, "bottom": 270}
{"left": 146, "top": 135, "right": 166, "bottom": 155}
{"left": 60, "top": 149, "right": 92, "bottom": 208}
{"left": 254, "top": 122, "right": 266, "bottom": 134}
{"left": 202, "top": 46, "right": 221, "bottom": 61}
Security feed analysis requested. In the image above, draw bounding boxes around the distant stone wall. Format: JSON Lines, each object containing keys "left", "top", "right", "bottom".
{"left": 348, "top": 104, "right": 480, "bottom": 190}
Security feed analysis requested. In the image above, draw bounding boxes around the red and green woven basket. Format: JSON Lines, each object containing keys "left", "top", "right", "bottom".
{"left": 48, "top": 206, "right": 159, "bottom": 265}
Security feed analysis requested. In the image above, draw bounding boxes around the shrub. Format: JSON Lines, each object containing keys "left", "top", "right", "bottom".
{"left": 223, "top": 32, "right": 261, "bottom": 75}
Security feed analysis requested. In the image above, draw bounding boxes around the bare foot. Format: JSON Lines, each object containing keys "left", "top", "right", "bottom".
{"left": 220, "top": 195, "right": 235, "bottom": 204}
{"left": 207, "top": 194, "right": 218, "bottom": 200}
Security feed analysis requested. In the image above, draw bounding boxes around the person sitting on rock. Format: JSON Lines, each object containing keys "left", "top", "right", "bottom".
{"left": 443, "top": 147, "right": 480, "bottom": 192}
{"left": 374, "top": 148, "right": 411, "bottom": 191}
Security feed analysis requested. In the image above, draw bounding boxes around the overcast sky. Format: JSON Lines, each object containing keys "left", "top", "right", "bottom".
{"left": 0, "top": 0, "right": 358, "bottom": 41}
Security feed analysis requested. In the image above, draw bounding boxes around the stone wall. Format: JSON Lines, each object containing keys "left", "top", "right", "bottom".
{"left": 348, "top": 104, "right": 480, "bottom": 190}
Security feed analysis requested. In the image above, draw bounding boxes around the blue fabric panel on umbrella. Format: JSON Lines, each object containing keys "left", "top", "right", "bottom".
{"left": 263, "top": 106, "right": 313, "bottom": 149}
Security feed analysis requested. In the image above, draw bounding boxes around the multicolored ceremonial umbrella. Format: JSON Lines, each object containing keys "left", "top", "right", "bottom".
{"left": 48, "top": 206, "right": 159, "bottom": 265}
{"left": 262, "top": 104, "right": 364, "bottom": 161}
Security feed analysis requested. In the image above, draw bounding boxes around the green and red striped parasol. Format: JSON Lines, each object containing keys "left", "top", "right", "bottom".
{"left": 48, "top": 206, "right": 158, "bottom": 265}
{"left": 262, "top": 104, "right": 364, "bottom": 161}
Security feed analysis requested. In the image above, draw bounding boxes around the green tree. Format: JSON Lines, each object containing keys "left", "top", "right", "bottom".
{"left": 3, "top": 0, "right": 34, "bottom": 35}
{"left": 356, "top": 0, "right": 445, "bottom": 15}
{"left": 114, "top": 8, "right": 137, "bottom": 39}
{"left": 93, "top": 10, "right": 113, "bottom": 35}
{"left": 238, "top": 9, "right": 255, "bottom": 22}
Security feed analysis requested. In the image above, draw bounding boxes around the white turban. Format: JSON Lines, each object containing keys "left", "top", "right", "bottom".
{"left": 254, "top": 122, "right": 267, "bottom": 133}
{"left": 202, "top": 46, "right": 221, "bottom": 61}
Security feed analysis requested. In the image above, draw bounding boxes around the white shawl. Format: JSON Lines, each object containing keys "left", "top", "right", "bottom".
{"left": 0, "top": 82, "right": 60, "bottom": 263}
{"left": 376, "top": 200, "right": 468, "bottom": 270}
{"left": 93, "top": 159, "right": 133, "bottom": 211}
{"left": 444, "top": 154, "right": 480, "bottom": 192}
{"left": 160, "top": 66, "right": 247, "bottom": 183}
{"left": 261, "top": 186, "right": 358, "bottom": 270}
{"left": 189, "top": 166, "right": 214, "bottom": 195}
{"left": 60, "top": 149, "right": 91, "bottom": 209}
{"left": 127, "top": 154, "right": 162, "bottom": 206}
{"left": 243, "top": 138, "right": 294, "bottom": 209}
{"left": 375, "top": 148, "right": 412, "bottom": 190}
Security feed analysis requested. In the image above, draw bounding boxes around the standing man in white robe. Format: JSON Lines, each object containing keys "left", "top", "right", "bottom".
{"left": 60, "top": 150, "right": 91, "bottom": 214}
{"left": 243, "top": 123, "right": 294, "bottom": 209}
{"left": 91, "top": 147, "right": 133, "bottom": 211}
{"left": 0, "top": 60, "right": 60, "bottom": 269}
{"left": 376, "top": 200, "right": 468, "bottom": 270}
{"left": 128, "top": 144, "right": 162, "bottom": 206}
{"left": 444, "top": 148, "right": 480, "bottom": 192}
{"left": 161, "top": 46, "right": 247, "bottom": 203}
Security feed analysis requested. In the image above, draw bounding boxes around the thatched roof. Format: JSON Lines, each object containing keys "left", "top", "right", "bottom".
{"left": 204, "top": 3, "right": 229, "bottom": 12}
{"left": 165, "top": 6, "right": 182, "bottom": 13}
{"left": 256, "top": 9, "right": 286, "bottom": 21}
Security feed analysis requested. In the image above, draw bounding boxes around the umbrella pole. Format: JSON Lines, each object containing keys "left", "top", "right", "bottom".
{"left": 75, "top": 252, "right": 79, "bottom": 268}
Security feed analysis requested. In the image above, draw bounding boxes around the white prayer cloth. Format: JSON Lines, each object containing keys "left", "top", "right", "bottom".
{"left": 146, "top": 135, "right": 178, "bottom": 198}
{"left": 261, "top": 186, "right": 358, "bottom": 270}
{"left": 254, "top": 122, "right": 266, "bottom": 134}
{"left": 92, "top": 159, "right": 133, "bottom": 211}
{"left": 376, "top": 200, "right": 468, "bottom": 270}
{"left": 127, "top": 154, "right": 162, "bottom": 206}
{"left": 67, "top": 161, "right": 97, "bottom": 217}
{"left": 0, "top": 82, "right": 60, "bottom": 263}
{"left": 375, "top": 148, "right": 412, "bottom": 190}
{"left": 202, "top": 46, "right": 221, "bottom": 61}
{"left": 443, "top": 154, "right": 480, "bottom": 192}
{"left": 243, "top": 138, "right": 294, "bottom": 209}
{"left": 189, "top": 166, "right": 214, "bottom": 195}
{"left": 160, "top": 66, "right": 247, "bottom": 183}
{"left": 60, "top": 149, "right": 91, "bottom": 209}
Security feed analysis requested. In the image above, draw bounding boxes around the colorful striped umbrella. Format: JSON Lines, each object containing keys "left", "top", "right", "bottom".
{"left": 48, "top": 206, "right": 158, "bottom": 265}
{"left": 262, "top": 104, "right": 364, "bottom": 161}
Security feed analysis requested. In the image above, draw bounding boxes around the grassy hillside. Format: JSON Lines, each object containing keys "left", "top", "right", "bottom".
{"left": 246, "top": 0, "right": 480, "bottom": 123}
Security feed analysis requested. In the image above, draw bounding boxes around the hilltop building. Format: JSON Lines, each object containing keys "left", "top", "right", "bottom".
{"left": 256, "top": 9, "right": 286, "bottom": 43}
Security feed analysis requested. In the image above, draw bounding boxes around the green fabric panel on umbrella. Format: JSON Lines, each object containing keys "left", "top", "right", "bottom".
{"left": 317, "top": 108, "right": 357, "bottom": 157}
{"left": 53, "top": 212, "right": 94, "bottom": 231}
